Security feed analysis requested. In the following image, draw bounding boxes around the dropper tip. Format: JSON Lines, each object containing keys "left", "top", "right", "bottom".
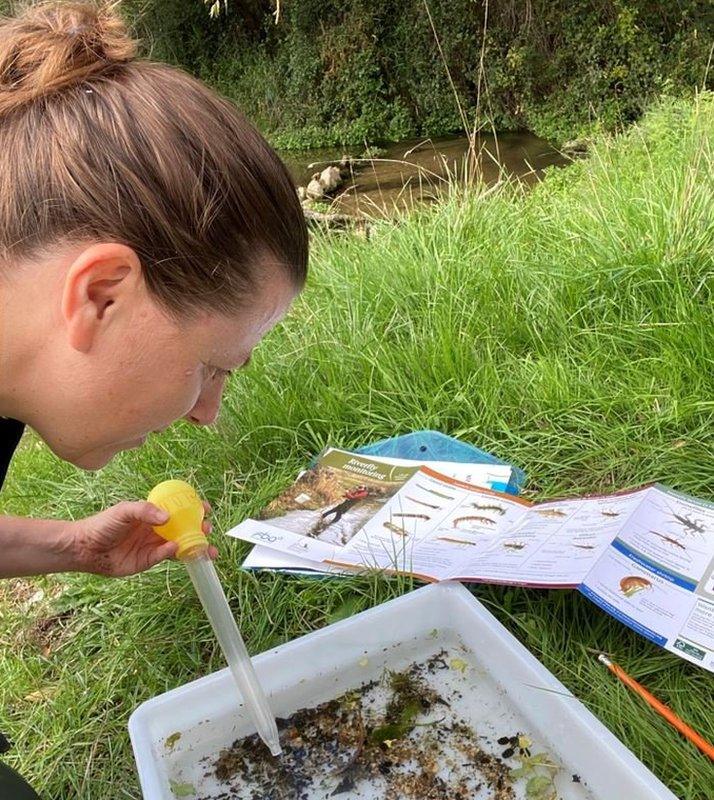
{"left": 268, "top": 741, "right": 283, "bottom": 757}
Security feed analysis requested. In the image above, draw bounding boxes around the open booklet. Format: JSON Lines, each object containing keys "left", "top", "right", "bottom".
{"left": 242, "top": 447, "right": 516, "bottom": 575}
{"left": 229, "top": 451, "right": 714, "bottom": 672}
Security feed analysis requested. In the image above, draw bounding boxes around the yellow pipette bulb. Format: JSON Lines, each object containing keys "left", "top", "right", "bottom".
{"left": 147, "top": 479, "right": 207, "bottom": 560}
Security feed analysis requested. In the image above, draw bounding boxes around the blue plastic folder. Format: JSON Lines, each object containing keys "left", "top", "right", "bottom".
{"left": 354, "top": 430, "right": 524, "bottom": 495}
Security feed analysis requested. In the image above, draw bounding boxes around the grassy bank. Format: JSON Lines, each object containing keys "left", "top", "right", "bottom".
{"left": 1, "top": 95, "right": 713, "bottom": 798}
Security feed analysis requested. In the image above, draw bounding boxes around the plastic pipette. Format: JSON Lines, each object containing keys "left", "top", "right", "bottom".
{"left": 147, "top": 480, "right": 282, "bottom": 757}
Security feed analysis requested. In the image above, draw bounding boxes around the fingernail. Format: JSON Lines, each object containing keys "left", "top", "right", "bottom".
{"left": 153, "top": 509, "right": 169, "bottom": 523}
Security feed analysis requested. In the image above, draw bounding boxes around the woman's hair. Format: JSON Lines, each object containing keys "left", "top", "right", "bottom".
{"left": 0, "top": 1, "right": 308, "bottom": 315}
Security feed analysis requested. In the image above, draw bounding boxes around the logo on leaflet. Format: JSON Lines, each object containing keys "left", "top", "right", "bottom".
{"left": 673, "top": 639, "right": 705, "bottom": 660}
{"left": 252, "top": 531, "right": 280, "bottom": 544}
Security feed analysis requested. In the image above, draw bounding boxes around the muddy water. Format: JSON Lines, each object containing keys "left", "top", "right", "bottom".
{"left": 166, "top": 633, "right": 596, "bottom": 800}
{"left": 282, "top": 132, "right": 569, "bottom": 217}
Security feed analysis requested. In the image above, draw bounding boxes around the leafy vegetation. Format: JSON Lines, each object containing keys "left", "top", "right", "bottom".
{"left": 124, "top": 0, "right": 712, "bottom": 147}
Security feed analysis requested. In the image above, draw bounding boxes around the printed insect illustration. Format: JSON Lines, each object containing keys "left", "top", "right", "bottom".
{"left": 416, "top": 483, "right": 454, "bottom": 501}
{"left": 620, "top": 576, "right": 651, "bottom": 598}
{"left": 436, "top": 536, "right": 477, "bottom": 546}
{"left": 503, "top": 541, "right": 526, "bottom": 550}
{"left": 649, "top": 530, "right": 687, "bottom": 550}
{"left": 383, "top": 521, "right": 407, "bottom": 537}
{"left": 453, "top": 515, "right": 496, "bottom": 529}
{"left": 470, "top": 502, "right": 506, "bottom": 516}
{"left": 601, "top": 510, "right": 620, "bottom": 518}
{"left": 392, "top": 513, "right": 430, "bottom": 521}
{"left": 534, "top": 508, "right": 568, "bottom": 518}
{"left": 405, "top": 495, "right": 441, "bottom": 510}
{"left": 671, "top": 513, "right": 705, "bottom": 535}
{"left": 572, "top": 543, "right": 596, "bottom": 550}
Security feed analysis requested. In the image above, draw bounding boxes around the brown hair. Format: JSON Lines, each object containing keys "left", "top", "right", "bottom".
{"left": 0, "top": 1, "right": 308, "bottom": 315}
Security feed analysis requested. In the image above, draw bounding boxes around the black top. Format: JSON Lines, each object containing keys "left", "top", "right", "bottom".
{"left": 0, "top": 419, "right": 38, "bottom": 794}
{"left": 0, "top": 418, "right": 24, "bottom": 491}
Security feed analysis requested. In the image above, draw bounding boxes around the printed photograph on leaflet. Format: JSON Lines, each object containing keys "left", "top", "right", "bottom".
{"left": 255, "top": 449, "right": 416, "bottom": 547}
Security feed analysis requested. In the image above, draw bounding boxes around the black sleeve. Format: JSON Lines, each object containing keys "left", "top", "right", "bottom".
{"left": 0, "top": 418, "right": 25, "bottom": 491}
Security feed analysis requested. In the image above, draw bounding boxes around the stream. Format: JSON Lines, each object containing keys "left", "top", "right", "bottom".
{"left": 282, "top": 131, "right": 569, "bottom": 216}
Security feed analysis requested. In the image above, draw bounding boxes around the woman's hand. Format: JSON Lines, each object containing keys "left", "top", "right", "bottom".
{"left": 72, "top": 500, "right": 217, "bottom": 577}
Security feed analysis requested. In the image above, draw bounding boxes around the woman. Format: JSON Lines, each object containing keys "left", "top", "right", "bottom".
{"left": 321, "top": 485, "right": 370, "bottom": 525}
{"left": 0, "top": 2, "right": 308, "bottom": 792}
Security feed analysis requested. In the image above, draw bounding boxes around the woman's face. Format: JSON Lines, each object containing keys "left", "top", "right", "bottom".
{"left": 18, "top": 243, "right": 299, "bottom": 470}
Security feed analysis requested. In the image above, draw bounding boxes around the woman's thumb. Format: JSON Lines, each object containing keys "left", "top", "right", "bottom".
{"left": 112, "top": 500, "right": 169, "bottom": 526}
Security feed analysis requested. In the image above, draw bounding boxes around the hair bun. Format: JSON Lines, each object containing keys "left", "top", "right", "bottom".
{"left": 0, "top": 1, "right": 136, "bottom": 114}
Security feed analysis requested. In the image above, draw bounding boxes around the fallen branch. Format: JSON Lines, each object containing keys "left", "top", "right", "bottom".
{"left": 302, "top": 207, "right": 365, "bottom": 229}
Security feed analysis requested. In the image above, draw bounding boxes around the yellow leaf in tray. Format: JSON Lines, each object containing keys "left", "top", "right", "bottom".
{"left": 450, "top": 657, "right": 468, "bottom": 673}
{"left": 165, "top": 732, "right": 182, "bottom": 750}
{"left": 169, "top": 780, "right": 195, "bottom": 798}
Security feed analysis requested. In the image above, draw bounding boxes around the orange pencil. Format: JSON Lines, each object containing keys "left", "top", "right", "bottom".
{"left": 598, "top": 654, "right": 714, "bottom": 761}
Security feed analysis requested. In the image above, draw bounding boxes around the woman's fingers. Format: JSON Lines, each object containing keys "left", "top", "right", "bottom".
{"left": 201, "top": 500, "right": 212, "bottom": 534}
{"left": 149, "top": 540, "right": 179, "bottom": 568}
{"left": 114, "top": 501, "right": 169, "bottom": 526}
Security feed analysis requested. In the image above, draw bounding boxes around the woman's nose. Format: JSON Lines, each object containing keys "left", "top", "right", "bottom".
{"left": 185, "top": 380, "right": 224, "bottom": 426}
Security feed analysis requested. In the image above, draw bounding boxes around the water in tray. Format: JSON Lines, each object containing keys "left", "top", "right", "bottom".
{"left": 160, "top": 631, "right": 595, "bottom": 800}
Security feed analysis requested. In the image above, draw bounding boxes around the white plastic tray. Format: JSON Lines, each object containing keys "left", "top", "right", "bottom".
{"left": 129, "top": 582, "right": 677, "bottom": 799}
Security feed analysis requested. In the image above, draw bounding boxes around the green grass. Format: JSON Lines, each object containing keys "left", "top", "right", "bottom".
{"left": 1, "top": 94, "right": 713, "bottom": 799}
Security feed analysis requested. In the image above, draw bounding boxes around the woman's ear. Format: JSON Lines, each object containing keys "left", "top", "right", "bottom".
{"left": 61, "top": 243, "right": 142, "bottom": 352}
